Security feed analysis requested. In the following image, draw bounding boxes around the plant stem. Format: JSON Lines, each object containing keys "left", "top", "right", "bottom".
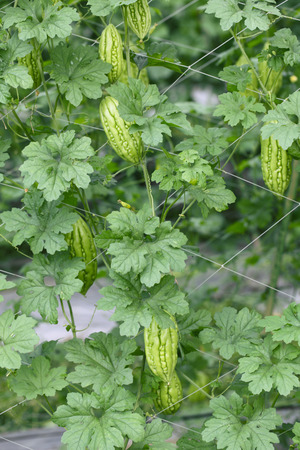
{"left": 0, "top": 233, "right": 32, "bottom": 260}
{"left": 67, "top": 300, "right": 77, "bottom": 338}
{"left": 221, "top": 135, "right": 243, "bottom": 169}
{"left": 43, "top": 395, "right": 54, "bottom": 413}
{"left": 123, "top": 9, "right": 132, "bottom": 78}
{"left": 34, "top": 40, "right": 60, "bottom": 135}
{"left": 133, "top": 353, "right": 146, "bottom": 411}
{"left": 141, "top": 161, "right": 155, "bottom": 216}
{"left": 160, "top": 190, "right": 170, "bottom": 222}
{"left": 59, "top": 297, "right": 72, "bottom": 327}
{"left": 11, "top": 110, "right": 33, "bottom": 141}
{"left": 172, "top": 199, "right": 196, "bottom": 229}
{"left": 232, "top": 30, "right": 272, "bottom": 105}
{"left": 272, "top": 392, "right": 280, "bottom": 408}
{"left": 265, "top": 161, "right": 299, "bottom": 316}
{"left": 161, "top": 189, "right": 185, "bottom": 222}
{"left": 36, "top": 400, "right": 52, "bottom": 417}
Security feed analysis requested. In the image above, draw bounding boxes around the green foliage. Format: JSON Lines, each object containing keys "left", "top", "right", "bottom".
{"left": 0, "top": 189, "right": 78, "bottom": 254}
{"left": 202, "top": 393, "right": 282, "bottom": 449}
{"left": 261, "top": 91, "right": 300, "bottom": 149}
{"left": 64, "top": 332, "right": 137, "bottom": 394}
{"left": 237, "top": 336, "right": 300, "bottom": 395}
{"left": 0, "top": 310, "right": 39, "bottom": 369}
{"left": 3, "top": 0, "right": 79, "bottom": 43}
{"left": 17, "top": 253, "right": 84, "bottom": 323}
{"left": 9, "top": 355, "right": 68, "bottom": 399}
{"left": 52, "top": 388, "right": 145, "bottom": 450}
{"left": 0, "top": 0, "right": 299, "bottom": 447}
{"left": 213, "top": 92, "right": 265, "bottom": 128}
{"left": 200, "top": 307, "right": 263, "bottom": 359}
{"left": 20, "top": 131, "right": 94, "bottom": 201}
{"left": 50, "top": 44, "right": 111, "bottom": 107}
{"left": 107, "top": 79, "right": 192, "bottom": 145}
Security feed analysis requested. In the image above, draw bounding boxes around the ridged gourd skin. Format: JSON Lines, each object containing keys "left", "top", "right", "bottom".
{"left": 261, "top": 135, "right": 292, "bottom": 196}
{"left": 258, "top": 42, "right": 282, "bottom": 95}
{"left": 154, "top": 371, "right": 182, "bottom": 415}
{"left": 99, "top": 96, "right": 143, "bottom": 163}
{"left": 236, "top": 55, "right": 259, "bottom": 100}
{"left": 124, "top": 0, "right": 151, "bottom": 40}
{"left": 65, "top": 216, "right": 98, "bottom": 296}
{"left": 144, "top": 316, "right": 178, "bottom": 383}
{"left": 119, "top": 59, "right": 149, "bottom": 86}
{"left": 18, "top": 50, "right": 41, "bottom": 89}
{"left": 99, "top": 24, "right": 123, "bottom": 83}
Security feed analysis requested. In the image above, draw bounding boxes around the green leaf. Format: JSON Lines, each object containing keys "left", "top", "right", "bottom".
{"left": 65, "top": 332, "right": 137, "bottom": 394}
{"left": 107, "top": 79, "right": 191, "bottom": 146}
{"left": 237, "top": 335, "right": 300, "bottom": 395}
{"left": 9, "top": 356, "right": 68, "bottom": 399}
{"left": 0, "top": 82, "right": 11, "bottom": 105}
{"left": 87, "top": 0, "right": 137, "bottom": 17}
{"left": 205, "top": 0, "right": 280, "bottom": 31}
{"left": 202, "top": 393, "right": 282, "bottom": 449}
{"left": 261, "top": 91, "right": 300, "bottom": 150}
{"left": 292, "top": 422, "right": 300, "bottom": 445}
{"left": 214, "top": 92, "right": 265, "bottom": 129}
{"left": 3, "top": 0, "right": 79, "bottom": 43}
{"left": 49, "top": 43, "right": 110, "bottom": 107}
{"left": 130, "top": 419, "right": 174, "bottom": 449}
{"left": 0, "top": 310, "right": 39, "bottom": 369}
{"left": 0, "top": 189, "right": 78, "bottom": 254}
{"left": 205, "top": 0, "right": 243, "bottom": 30}
{"left": 219, "top": 65, "right": 252, "bottom": 92}
{"left": 175, "top": 125, "right": 229, "bottom": 157}
{"left": 189, "top": 175, "right": 236, "bottom": 216}
{"left": 271, "top": 28, "right": 300, "bottom": 67}
{"left": 0, "top": 273, "right": 16, "bottom": 303}
{"left": 19, "top": 131, "right": 94, "bottom": 201}
{"left": 99, "top": 273, "right": 188, "bottom": 336}
{"left": 52, "top": 389, "right": 145, "bottom": 450}
{"left": 178, "top": 309, "right": 212, "bottom": 336}
{"left": 0, "top": 139, "right": 10, "bottom": 181}
{"left": 200, "top": 307, "right": 263, "bottom": 359}
{"left": 17, "top": 253, "right": 84, "bottom": 323}
{"left": 3, "top": 64, "right": 33, "bottom": 89}
{"left": 260, "top": 302, "right": 300, "bottom": 345}
{"left": 101, "top": 207, "right": 187, "bottom": 287}
{"left": 177, "top": 429, "right": 216, "bottom": 449}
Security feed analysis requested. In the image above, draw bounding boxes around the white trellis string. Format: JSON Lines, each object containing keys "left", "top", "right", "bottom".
{"left": 157, "top": 418, "right": 204, "bottom": 436}
{"left": 0, "top": 436, "right": 33, "bottom": 450}
{"left": 0, "top": 182, "right": 24, "bottom": 191}
{"left": 224, "top": 203, "right": 300, "bottom": 266}
{"left": 0, "top": 268, "right": 26, "bottom": 279}
{"left": 161, "top": 0, "right": 290, "bottom": 95}
{"left": 194, "top": 347, "right": 237, "bottom": 368}
{"left": 219, "top": 168, "right": 300, "bottom": 205}
{"left": 0, "top": 82, "right": 43, "bottom": 122}
{"left": 0, "top": 1, "right": 14, "bottom": 12}
{"left": 184, "top": 248, "right": 297, "bottom": 301}
{"left": 149, "top": 367, "right": 237, "bottom": 419}
{"left": 155, "top": 0, "right": 201, "bottom": 26}
{"left": 0, "top": 399, "right": 27, "bottom": 416}
{"left": 187, "top": 267, "right": 224, "bottom": 299}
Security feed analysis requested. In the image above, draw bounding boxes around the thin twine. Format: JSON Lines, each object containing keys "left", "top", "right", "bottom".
{"left": 0, "top": 436, "right": 33, "bottom": 450}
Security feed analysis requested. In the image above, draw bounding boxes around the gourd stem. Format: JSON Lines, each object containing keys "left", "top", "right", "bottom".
{"left": 221, "top": 135, "right": 243, "bottom": 169}
{"left": 43, "top": 395, "right": 54, "bottom": 413}
{"left": 123, "top": 9, "right": 132, "bottom": 78}
{"left": 67, "top": 300, "right": 77, "bottom": 339}
{"left": 272, "top": 392, "right": 280, "bottom": 408}
{"left": 141, "top": 161, "right": 155, "bottom": 216}
{"left": 36, "top": 400, "right": 52, "bottom": 417}
{"left": 133, "top": 353, "right": 146, "bottom": 411}
{"left": 11, "top": 110, "right": 33, "bottom": 141}
{"left": 265, "top": 161, "right": 299, "bottom": 316}
{"left": 160, "top": 190, "right": 171, "bottom": 222}
{"left": 231, "top": 30, "right": 273, "bottom": 106}
{"left": 34, "top": 40, "right": 60, "bottom": 136}
{"left": 172, "top": 199, "right": 196, "bottom": 229}
{"left": 0, "top": 232, "right": 32, "bottom": 260}
{"left": 161, "top": 189, "right": 185, "bottom": 222}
